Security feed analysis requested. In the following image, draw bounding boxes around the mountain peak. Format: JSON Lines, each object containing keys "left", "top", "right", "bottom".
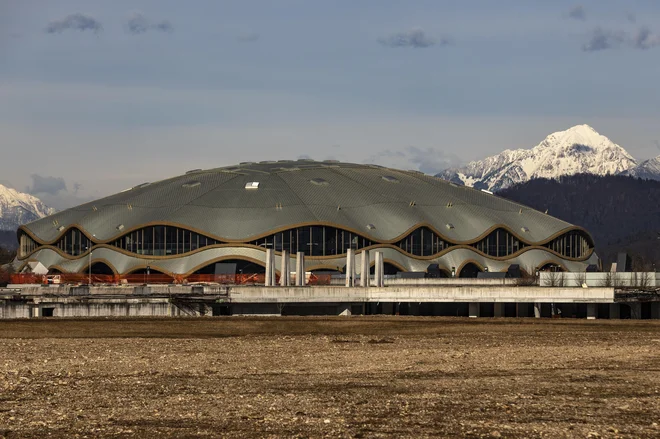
{"left": 0, "top": 184, "right": 54, "bottom": 232}
{"left": 437, "top": 125, "right": 638, "bottom": 191}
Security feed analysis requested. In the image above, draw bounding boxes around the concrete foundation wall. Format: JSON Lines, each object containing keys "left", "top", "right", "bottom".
{"left": 228, "top": 285, "right": 614, "bottom": 303}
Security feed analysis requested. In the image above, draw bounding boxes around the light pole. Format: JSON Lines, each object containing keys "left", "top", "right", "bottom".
{"left": 87, "top": 234, "right": 96, "bottom": 285}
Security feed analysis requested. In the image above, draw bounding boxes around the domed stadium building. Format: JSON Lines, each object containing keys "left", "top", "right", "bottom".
{"left": 15, "top": 160, "right": 598, "bottom": 279}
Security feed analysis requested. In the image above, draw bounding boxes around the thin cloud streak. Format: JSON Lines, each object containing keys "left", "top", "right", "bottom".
{"left": 46, "top": 13, "right": 102, "bottom": 34}
{"left": 568, "top": 5, "right": 586, "bottom": 21}
{"left": 582, "top": 27, "right": 660, "bottom": 52}
{"left": 378, "top": 28, "right": 449, "bottom": 49}
{"left": 126, "top": 13, "right": 173, "bottom": 34}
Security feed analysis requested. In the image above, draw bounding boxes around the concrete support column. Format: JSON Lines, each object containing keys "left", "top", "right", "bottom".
{"left": 469, "top": 302, "right": 480, "bottom": 318}
{"left": 359, "top": 250, "right": 370, "bottom": 287}
{"left": 651, "top": 302, "right": 660, "bottom": 320}
{"left": 295, "top": 252, "right": 305, "bottom": 286}
{"left": 494, "top": 303, "right": 505, "bottom": 318}
{"left": 280, "top": 250, "right": 290, "bottom": 286}
{"left": 265, "top": 249, "right": 275, "bottom": 286}
{"left": 609, "top": 303, "right": 620, "bottom": 319}
{"left": 586, "top": 303, "right": 597, "bottom": 320}
{"left": 629, "top": 302, "right": 642, "bottom": 319}
{"left": 374, "top": 252, "right": 384, "bottom": 287}
{"left": 516, "top": 303, "right": 528, "bottom": 317}
{"left": 345, "top": 249, "right": 356, "bottom": 287}
{"left": 533, "top": 302, "right": 542, "bottom": 318}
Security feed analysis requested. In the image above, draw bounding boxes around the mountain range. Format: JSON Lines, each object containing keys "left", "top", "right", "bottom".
{"left": 437, "top": 124, "right": 660, "bottom": 191}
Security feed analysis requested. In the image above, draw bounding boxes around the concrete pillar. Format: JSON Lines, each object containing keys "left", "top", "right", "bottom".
{"left": 494, "top": 303, "right": 505, "bottom": 318}
{"left": 651, "top": 302, "right": 660, "bottom": 320}
{"left": 468, "top": 302, "right": 480, "bottom": 318}
{"left": 381, "top": 302, "right": 394, "bottom": 315}
{"left": 265, "top": 249, "right": 274, "bottom": 286}
{"left": 280, "top": 250, "right": 290, "bottom": 286}
{"left": 295, "top": 252, "right": 305, "bottom": 286}
{"left": 533, "top": 302, "right": 542, "bottom": 318}
{"left": 359, "top": 250, "right": 370, "bottom": 287}
{"left": 629, "top": 302, "right": 642, "bottom": 319}
{"left": 586, "top": 303, "right": 597, "bottom": 320}
{"left": 609, "top": 303, "right": 620, "bottom": 319}
{"left": 345, "top": 249, "right": 356, "bottom": 287}
{"left": 374, "top": 252, "right": 384, "bottom": 287}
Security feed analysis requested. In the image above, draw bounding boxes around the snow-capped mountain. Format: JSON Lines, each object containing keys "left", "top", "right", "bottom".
{"left": 0, "top": 184, "right": 54, "bottom": 231}
{"left": 437, "top": 125, "right": 638, "bottom": 191}
{"left": 619, "top": 155, "right": 660, "bottom": 181}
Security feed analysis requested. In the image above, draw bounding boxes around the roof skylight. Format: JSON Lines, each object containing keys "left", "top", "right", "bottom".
{"left": 382, "top": 176, "right": 399, "bottom": 183}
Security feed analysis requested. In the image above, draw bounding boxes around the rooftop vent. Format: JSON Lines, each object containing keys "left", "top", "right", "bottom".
{"left": 186, "top": 169, "right": 202, "bottom": 174}
{"left": 133, "top": 182, "right": 151, "bottom": 189}
{"left": 182, "top": 181, "right": 201, "bottom": 188}
{"left": 310, "top": 178, "right": 329, "bottom": 186}
{"left": 116, "top": 224, "right": 125, "bottom": 231}
{"left": 446, "top": 223, "right": 454, "bottom": 230}
{"left": 446, "top": 202, "right": 453, "bottom": 208}
{"left": 366, "top": 224, "right": 376, "bottom": 230}
{"left": 449, "top": 182, "right": 458, "bottom": 187}
{"left": 381, "top": 176, "right": 399, "bottom": 183}
{"left": 481, "top": 189, "right": 493, "bottom": 195}
{"left": 92, "top": 206, "right": 98, "bottom": 211}
{"left": 409, "top": 201, "right": 416, "bottom": 207}
{"left": 239, "top": 162, "right": 255, "bottom": 165}
{"left": 57, "top": 225, "right": 65, "bottom": 232}
{"left": 245, "top": 181, "right": 260, "bottom": 190}
{"left": 521, "top": 227, "right": 529, "bottom": 233}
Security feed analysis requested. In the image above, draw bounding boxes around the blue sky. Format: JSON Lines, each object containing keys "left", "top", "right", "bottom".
{"left": 2, "top": 0, "right": 660, "bottom": 209}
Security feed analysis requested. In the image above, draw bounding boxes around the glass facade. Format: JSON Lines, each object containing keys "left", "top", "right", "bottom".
{"left": 19, "top": 233, "right": 38, "bottom": 258}
{"left": 54, "top": 228, "right": 92, "bottom": 256}
{"left": 21, "top": 224, "right": 593, "bottom": 260}
{"left": 250, "top": 225, "right": 373, "bottom": 256}
{"left": 471, "top": 229, "right": 527, "bottom": 258}
{"left": 396, "top": 226, "right": 449, "bottom": 256}
{"left": 542, "top": 230, "right": 591, "bottom": 259}
{"left": 110, "top": 226, "right": 220, "bottom": 256}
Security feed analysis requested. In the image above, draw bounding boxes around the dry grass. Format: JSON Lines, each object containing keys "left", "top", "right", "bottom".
{"left": 1, "top": 317, "right": 659, "bottom": 438}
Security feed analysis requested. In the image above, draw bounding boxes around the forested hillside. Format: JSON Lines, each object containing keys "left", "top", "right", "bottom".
{"left": 499, "top": 174, "right": 660, "bottom": 270}
{"left": 0, "top": 231, "right": 17, "bottom": 250}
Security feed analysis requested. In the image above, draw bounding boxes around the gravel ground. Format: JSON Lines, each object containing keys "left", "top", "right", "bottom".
{"left": 0, "top": 317, "right": 659, "bottom": 438}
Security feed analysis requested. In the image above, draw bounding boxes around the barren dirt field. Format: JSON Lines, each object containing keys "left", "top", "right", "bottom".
{"left": 1, "top": 317, "right": 659, "bottom": 438}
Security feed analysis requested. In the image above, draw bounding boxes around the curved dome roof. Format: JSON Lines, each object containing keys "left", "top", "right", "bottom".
{"left": 21, "top": 160, "right": 585, "bottom": 245}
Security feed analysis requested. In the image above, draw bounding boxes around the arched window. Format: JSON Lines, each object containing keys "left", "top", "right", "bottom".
{"left": 250, "top": 226, "right": 373, "bottom": 257}
{"left": 110, "top": 226, "right": 221, "bottom": 256}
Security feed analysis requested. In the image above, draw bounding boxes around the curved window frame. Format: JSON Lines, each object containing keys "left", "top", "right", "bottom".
{"left": 19, "top": 223, "right": 594, "bottom": 261}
